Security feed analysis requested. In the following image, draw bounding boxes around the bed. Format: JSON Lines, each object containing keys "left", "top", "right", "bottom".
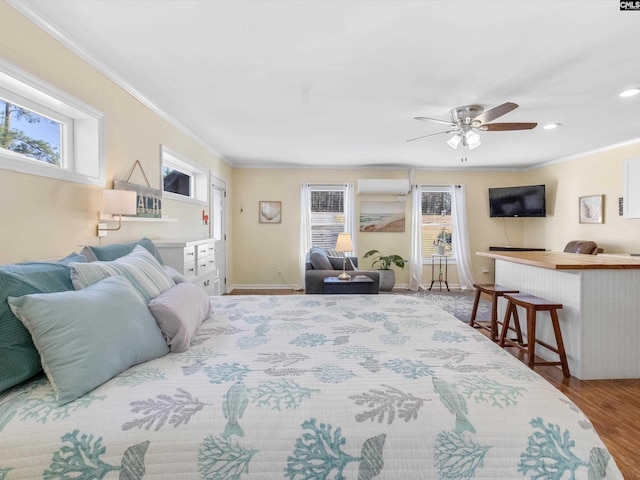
{"left": 0, "top": 290, "right": 622, "bottom": 479}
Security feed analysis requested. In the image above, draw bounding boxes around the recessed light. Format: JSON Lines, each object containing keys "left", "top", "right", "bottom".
{"left": 543, "top": 123, "right": 561, "bottom": 130}
{"left": 619, "top": 88, "right": 640, "bottom": 98}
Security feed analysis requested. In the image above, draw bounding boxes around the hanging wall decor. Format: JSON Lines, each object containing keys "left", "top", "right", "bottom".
{"left": 579, "top": 194, "right": 604, "bottom": 224}
{"left": 114, "top": 160, "right": 162, "bottom": 218}
{"left": 360, "top": 201, "right": 405, "bottom": 232}
{"left": 259, "top": 201, "right": 281, "bottom": 223}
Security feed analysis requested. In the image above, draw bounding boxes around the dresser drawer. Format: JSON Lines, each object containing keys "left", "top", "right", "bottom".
{"left": 183, "top": 260, "right": 197, "bottom": 278}
{"left": 184, "top": 246, "right": 197, "bottom": 263}
{"left": 197, "top": 242, "right": 213, "bottom": 259}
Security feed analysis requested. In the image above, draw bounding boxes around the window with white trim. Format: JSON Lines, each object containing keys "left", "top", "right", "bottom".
{"left": 161, "top": 146, "right": 207, "bottom": 204}
{"left": 421, "top": 186, "right": 456, "bottom": 262}
{"left": 309, "top": 185, "right": 346, "bottom": 249}
{"left": 0, "top": 60, "right": 104, "bottom": 186}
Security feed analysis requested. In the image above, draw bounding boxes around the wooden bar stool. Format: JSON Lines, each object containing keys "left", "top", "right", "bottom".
{"left": 499, "top": 293, "right": 570, "bottom": 378}
{"left": 469, "top": 283, "right": 520, "bottom": 342}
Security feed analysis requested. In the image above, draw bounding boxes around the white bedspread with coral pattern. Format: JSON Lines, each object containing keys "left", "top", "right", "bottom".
{"left": 0, "top": 294, "right": 622, "bottom": 479}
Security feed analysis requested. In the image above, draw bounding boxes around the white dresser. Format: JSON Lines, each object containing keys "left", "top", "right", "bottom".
{"left": 154, "top": 238, "right": 221, "bottom": 296}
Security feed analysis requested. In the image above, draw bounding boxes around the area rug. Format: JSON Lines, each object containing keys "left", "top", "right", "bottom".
{"left": 398, "top": 289, "right": 491, "bottom": 323}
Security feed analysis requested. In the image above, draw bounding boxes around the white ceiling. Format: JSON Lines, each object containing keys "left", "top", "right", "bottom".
{"left": 10, "top": 0, "right": 640, "bottom": 169}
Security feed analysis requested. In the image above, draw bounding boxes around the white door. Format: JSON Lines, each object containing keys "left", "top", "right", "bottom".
{"left": 210, "top": 175, "right": 227, "bottom": 294}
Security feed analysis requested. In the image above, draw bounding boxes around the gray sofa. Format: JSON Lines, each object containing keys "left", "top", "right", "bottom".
{"left": 304, "top": 247, "right": 380, "bottom": 294}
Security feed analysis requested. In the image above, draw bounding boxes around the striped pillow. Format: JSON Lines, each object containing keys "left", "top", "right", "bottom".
{"left": 69, "top": 245, "right": 175, "bottom": 303}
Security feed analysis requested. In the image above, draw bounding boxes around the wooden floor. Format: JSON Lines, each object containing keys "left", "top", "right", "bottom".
{"left": 226, "top": 289, "right": 640, "bottom": 478}
{"left": 533, "top": 363, "right": 640, "bottom": 479}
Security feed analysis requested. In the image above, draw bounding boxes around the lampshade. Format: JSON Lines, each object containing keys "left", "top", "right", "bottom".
{"left": 446, "top": 134, "right": 461, "bottom": 149}
{"left": 103, "top": 189, "right": 137, "bottom": 215}
{"left": 335, "top": 233, "right": 353, "bottom": 252}
{"left": 466, "top": 130, "right": 481, "bottom": 149}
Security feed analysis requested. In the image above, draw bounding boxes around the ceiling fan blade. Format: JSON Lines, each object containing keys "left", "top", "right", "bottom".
{"left": 481, "top": 122, "right": 537, "bottom": 131}
{"left": 474, "top": 102, "right": 519, "bottom": 124}
{"left": 414, "top": 116, "right": 455, "bottom": 126}
{"left": 406, "top": 130, "right": 456, "bottom": 142}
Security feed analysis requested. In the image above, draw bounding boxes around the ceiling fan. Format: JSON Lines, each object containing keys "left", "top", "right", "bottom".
{"left": 407, "top": 102, "right": 537, "bottom": 151}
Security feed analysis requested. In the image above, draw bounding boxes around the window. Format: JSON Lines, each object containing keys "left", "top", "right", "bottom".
{"left": 161, "top": 146, "right": 207, "bottom": 204}
{"left": 421, "top": 186, "right": 455, "bottom": 261}
{"left": 310, "top": 185, "right": 346, "bottom": 249}
{"left": 0, "top": 59, "right": 104, "bottom": 186}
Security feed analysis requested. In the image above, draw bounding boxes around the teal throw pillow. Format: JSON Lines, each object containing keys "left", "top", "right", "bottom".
{"left": 80, "top": 237, "right": 164, "bottom": 264}
{"left": 0, "top": 261, "right": 76, "bottom": 393}
{"left": 8, "top": 275, "right": 169, "bottom": 405}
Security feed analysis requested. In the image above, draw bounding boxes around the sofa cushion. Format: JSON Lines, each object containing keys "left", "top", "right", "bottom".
{"left": 309, "top": 247, "right": 333, "bottom": 270}
{"left": 328, "top": 256, "right": 355, "bottom": 270}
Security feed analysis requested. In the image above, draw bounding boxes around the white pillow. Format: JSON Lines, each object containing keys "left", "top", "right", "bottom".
{"left": 69, "top": 245, "right": 175, "bottom": 303}
{"left": 8, "top": 276, "right": 169, "bottom": 405}
{"left": 148, "top": 282, "right": 211, "bottom": 353}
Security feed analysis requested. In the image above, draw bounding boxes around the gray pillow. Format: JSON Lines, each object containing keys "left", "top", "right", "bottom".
{"left": 8, "top": 276, "right": 169, "bottom": 405}
{"left": 328, "top": 256, "right": 354, "bottom": 270}
{"left": 148, "top": 282, "right": 211, "bottom": 353}
{"left": 309, "top": 247, "right": 332, "bottom": 270}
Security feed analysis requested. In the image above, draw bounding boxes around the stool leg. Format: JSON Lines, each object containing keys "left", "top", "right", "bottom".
{"left": 499, "top": 302, "right": 514, "bottom": 347}
{"left": 512, "top": 307, "right": 523, "bottom": 343}
{"left": 550, "top": 309, "right": 571, "bottom": 378}
{"left": 490, "top": 294, "right": 499, "bottom": 341}
{"left": 469, "top": 289, "right": 482, "bottom": 328}
{"left": 526, "top": 308, "right": 536, "bottom": 370}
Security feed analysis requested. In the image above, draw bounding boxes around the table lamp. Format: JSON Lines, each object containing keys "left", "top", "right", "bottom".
{"left": 335, "top": 233, "right": 353, "bottom": 280}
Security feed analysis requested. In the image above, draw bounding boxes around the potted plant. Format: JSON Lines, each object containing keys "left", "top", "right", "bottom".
{"left": 433, "top": 227, "right": 451, "bottom": 256}
{"left": 363, "top": 250, "right": 408, "bottom": 291}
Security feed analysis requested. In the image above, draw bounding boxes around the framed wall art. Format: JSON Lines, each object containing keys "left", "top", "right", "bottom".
{"left": 359, "top": 201, "right": 405, "bottom": 232}
{"left": 579, "top": 195, "right": 603, "bottom": 224}
{"left": 259, "top": 201, "right": 281, "bottom": 223}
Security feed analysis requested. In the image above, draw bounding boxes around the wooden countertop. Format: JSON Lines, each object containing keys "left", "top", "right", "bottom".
{"left": 477, "top": 250, "right": 640, "bottom": 270}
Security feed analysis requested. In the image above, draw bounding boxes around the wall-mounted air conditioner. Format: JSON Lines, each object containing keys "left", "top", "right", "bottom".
{"left": 357, "top": 179, "right": 410, "bottom": 195}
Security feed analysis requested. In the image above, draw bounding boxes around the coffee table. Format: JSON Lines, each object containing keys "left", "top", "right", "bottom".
{"left": 323, "top": 275, "right": 377, "bottom": 294}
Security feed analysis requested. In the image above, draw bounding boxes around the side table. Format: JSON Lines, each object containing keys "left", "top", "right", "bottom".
{"left": 429, "top": 254, "right": 450, "bottom": 291}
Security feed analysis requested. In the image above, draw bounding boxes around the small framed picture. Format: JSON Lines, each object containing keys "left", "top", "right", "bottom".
{"left": 579, "top": 195, "right": 604, "bottom": 224}
{"left": 259, "top": 201, "right": 281, "bottom": 223}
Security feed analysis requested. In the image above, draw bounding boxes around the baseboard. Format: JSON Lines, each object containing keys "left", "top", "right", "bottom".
{"left": 228, "top": 283, "right": 303, "bottom": 292}
{"left": 228, "top": 282, "right": 466, "bottom": 293}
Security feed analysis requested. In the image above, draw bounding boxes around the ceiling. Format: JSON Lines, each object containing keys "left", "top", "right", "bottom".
{"left": 9, "top": 0, "right": 640, "bottom": 170}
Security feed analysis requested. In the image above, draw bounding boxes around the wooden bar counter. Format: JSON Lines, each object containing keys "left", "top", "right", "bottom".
{"left": 477, "top": 250, "right": 640, "bottom": 380}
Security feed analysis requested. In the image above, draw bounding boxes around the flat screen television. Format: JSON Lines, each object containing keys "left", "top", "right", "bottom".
{"left": 488, "top": 184, "right": 546, "bottom": 217}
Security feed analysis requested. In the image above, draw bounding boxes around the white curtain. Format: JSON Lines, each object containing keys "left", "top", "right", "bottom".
{"left": 298, "top": 184, "right": 312, "bottom": 289}
{"left": 409, "top": 184, "right": 423, "bottom": 290}
{"left": 344, "top": 183, "right": 357, "bottom": 254}
{"left": 451, "top": 184, "right": 474, "bottom": 290}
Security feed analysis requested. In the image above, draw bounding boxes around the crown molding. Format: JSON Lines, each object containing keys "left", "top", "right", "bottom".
{"left": 7, "top": 0, "right": 231, "bottom": 167}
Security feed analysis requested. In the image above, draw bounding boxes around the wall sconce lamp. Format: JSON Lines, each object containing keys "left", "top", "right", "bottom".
{"left": 335, "top": 232, "right": 354, "bottom": 280}
{"left": 97, "top": 189, "right": 137, "bottom": 237}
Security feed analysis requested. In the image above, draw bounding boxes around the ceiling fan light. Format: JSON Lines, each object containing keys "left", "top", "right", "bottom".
{"left": 619, "top": 88, "right": 640, "bottom": 98}
{"left": 465, "top": 131, "right": 480, "bottom": 146}
{"left": 446, "top": 135, "right": 461, "bottom": 149}
{"left": 469, "top": 140, "right": 481, "bottom": 150}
